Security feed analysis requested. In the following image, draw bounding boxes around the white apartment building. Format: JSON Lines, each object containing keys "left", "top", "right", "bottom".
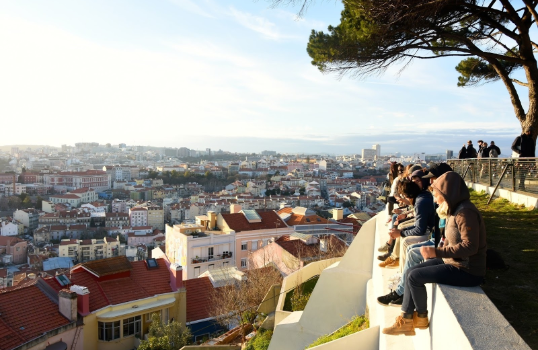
{"left": 165, "top": 211, "right": 236, "bottom": 280}
{"left": 0, "top": 221, "right": 18, "bottom": 236}
{"left": 129, "top": 207, "right": 148, "bottom": 227}
{"left": 58, "top": 237, "right": 121, "bottom": 262}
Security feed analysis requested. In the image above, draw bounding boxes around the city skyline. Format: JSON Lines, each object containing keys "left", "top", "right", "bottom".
{"left": 0, "top": 0, "right": 525, "bottom": 154}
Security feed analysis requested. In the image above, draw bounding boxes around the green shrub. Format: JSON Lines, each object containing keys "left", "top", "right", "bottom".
{"left": 290, "top": 290, "right": 311, "bottom": 311}
{"left": 245, "top": 329, "right": 273, "bottom": 350}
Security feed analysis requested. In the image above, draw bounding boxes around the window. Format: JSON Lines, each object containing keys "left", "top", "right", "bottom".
{"left": 194, "top": 266, "right": 200, "bottom": 277}
{"left": 208, "top": 247, "right": 214, "bottom": 259}
{"left": 123, "top": 316, "right": 141, "bottom": 337}
{"left": 98, "top": 321, "right": 120, "bottom": 341}
{"left": 162, "top": 308, "right": 169, "bottom": 325}
{"left": 251, "top": 241, "right": 258, "bottom": 250}
{"left": 241, "top": 258, "right": 247, "bottom": 268}
{"left": 241, "top": 243, "right": 247, "bottom": 251}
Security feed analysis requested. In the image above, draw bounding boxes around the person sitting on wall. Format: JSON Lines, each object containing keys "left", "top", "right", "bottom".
{"left": 377, "top": 163, "right": 453, "bottom": 307}
{"left": 379, "top": 170, "right": 435, "bottom": 270}
{"left": 382, "top": 172, "right": 487, "bottom": 336}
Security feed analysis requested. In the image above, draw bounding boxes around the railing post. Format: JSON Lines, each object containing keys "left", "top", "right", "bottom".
{"left": 488, "top": 159, "right": 492, "bottom": 186}
{"left": 512, "top": 160, "right": 516, "bottom": 191}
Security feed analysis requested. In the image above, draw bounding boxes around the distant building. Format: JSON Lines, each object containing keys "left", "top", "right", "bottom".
{"left": 361, "top": 149, "right": 377, "bottom": 160}
{"left": 261, "top": 150, "right": 277, "bottom": 156}
{"left": 446, "top": 150, "right": 454, "bottom": 160}
{"left": 372, "top": 144, "right": 381, "bottom": 158}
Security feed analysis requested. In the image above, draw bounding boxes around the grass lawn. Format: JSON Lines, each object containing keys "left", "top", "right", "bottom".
{"left": 283, "top": 275, "right": 319, "bottom": 312}
{"left": 305, "top": 315, "right": 368, "bottom": 349}
{"left": 470, "top": 190, "right": 538, "bottom": 348}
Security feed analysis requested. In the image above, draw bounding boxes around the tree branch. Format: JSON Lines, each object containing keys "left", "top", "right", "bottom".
{"left": 512, "top": 78, "right": 530, "bottom": 87}
{"left": 522, "top": 0, "right": 538, "bottom": 29}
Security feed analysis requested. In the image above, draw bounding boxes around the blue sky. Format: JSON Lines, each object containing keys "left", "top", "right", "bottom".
{"left": 0, "top": 0, "right": 526, "bottom": 155}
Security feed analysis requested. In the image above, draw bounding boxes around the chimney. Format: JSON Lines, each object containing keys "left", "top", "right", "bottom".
{"left": 59, "top": 289, "right": 78, "bottom": 321}
{"left": 170, "top": 263, "right": 183, "bottom": 291}
{"left": 320, "top": 237, "right": 328, "bottom": 252}
{"left": 70, "top": 285, "right": 90, "bottom": 316}
{"left": 333, "top": 208, "right": 343, "bottom": 221}
{"left": 230, "top": 204, "right": 242, "bottom": 214}
{"left": 208, "top": 211, "right": 217, "bottom": 230}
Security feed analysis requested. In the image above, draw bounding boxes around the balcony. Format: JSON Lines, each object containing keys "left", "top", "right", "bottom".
{"left": 191, "top": 252, "right": 232, "bottom": 264}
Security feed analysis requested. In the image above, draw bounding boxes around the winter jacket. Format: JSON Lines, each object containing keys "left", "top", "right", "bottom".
{"left": 432, "top": 172, "right": 487, "bottom": 277}
{"left": 466, "top": 145, "right": 477, "bottom": 158}
{"left": 400, "top": 190, "right": 435, "bottom": 238}
{"left": 458, "top": 146, "right": 467, "bottom": 159}
{"left": 488, "top": 145, "right": 501, "bottom": 157}
{"left": 478, "top": 146, "right": 489, "bottom": 158}
{"left": 511, "top": 133, "right": 536, "bottom": 157}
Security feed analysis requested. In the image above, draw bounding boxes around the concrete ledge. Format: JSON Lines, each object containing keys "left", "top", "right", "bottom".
{"left": 427, "top": 284, "right": 531, "bottom": 350}
{"left": 307, "top": 325, "right": 380, "bottom": 350}
{"left": 467, "top": 182, "right": 538, "bottom": 208}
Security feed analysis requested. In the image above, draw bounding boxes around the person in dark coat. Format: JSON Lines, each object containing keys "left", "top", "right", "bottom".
{"left": 488, "top": 141, "right": 501, "bottom": 157}
{"left": 511, "top": 128, "right": 536, "bottom": 190}
{"left": 458, "top": 140, "right": 477, "bottom": 159}
{"left": 512, "top": 129, "right": 536, "bottom": 157}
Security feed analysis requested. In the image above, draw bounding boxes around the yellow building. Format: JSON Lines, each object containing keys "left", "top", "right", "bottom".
{"left": 44, "top": 256, "right": 186, "bottom": 350}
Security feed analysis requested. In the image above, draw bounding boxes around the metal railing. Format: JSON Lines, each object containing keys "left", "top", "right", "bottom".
{"left": 448, "top": 158, "right": 538, "bottom": 198}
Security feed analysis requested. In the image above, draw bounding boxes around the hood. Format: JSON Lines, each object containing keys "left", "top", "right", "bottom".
{"left": 431, "top": 171, "right": 469, "bottom": 213}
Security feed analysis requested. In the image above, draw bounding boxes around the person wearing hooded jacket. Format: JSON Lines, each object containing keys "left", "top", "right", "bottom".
{"left": 383, "top": 171, "right": 487, "bottom": 336}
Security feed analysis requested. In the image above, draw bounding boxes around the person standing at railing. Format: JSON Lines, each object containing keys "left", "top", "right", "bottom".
{"left": 458, "top": 140, "right": 477, "bottom": 159}
{"left": 511, "top": 128, "right": 536, "bottom": 190}
{"left": 488, "top": 141, "right": 501, "bottom": 158}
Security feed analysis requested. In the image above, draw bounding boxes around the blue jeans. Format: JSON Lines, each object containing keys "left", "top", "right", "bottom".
{"left": 401, "top": 259, "right": 484, "bottom": 314}
{"left": 395, "top": 239, "right": 434, "bottom": 296}
{"left": 390, "top": 214, "right": 398, "bottom": 229}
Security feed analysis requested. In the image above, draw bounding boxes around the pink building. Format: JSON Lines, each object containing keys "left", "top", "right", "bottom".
{"left": 0, "top": 236, "right": 28, "bottom": 264}
{"left": 218, "top": 208, "right": 293, "bottom": 270}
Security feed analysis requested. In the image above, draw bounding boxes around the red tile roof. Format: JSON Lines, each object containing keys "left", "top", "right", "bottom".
{"left": 0, "top": 282, "right": 71, "bottom": 350}
{"left": 184, "top": 277, "right": 214, "bottom": 322}
{"left": 45, "top": 258, "right": 173, "bottom": 313}
{"left": 221, "top": 211, "right": 287, "bottom": 233}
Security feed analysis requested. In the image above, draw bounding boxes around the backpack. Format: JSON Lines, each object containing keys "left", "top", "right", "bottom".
{"left": 489, "top": 148, "right": 499, "bottom": 158}
{"left": 486, "top": 249, "right": 506, "bottom": 270}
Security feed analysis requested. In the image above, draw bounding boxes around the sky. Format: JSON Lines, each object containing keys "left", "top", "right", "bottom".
{"left": 0, "top": 0, "right": 528, "bottom": 155}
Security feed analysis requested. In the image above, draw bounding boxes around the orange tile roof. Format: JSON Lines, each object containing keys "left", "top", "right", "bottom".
{"left": 221, "top": 211, "right": 287, "bottom": 233}
{"left": 0, "top": 282, "right": 71, "bottom": 350}
{"left": 77, "top": 256, "right": 132, "bottom": 277}
{"left": 184, "top": 277, "right": 214, "bottom": 322}
{"left": 45, "top": 258, "right": 173, "bottom": 313}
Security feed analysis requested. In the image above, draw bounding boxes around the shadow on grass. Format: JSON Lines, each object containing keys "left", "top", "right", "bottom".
{"left": 470, "top": 190, "right": 538, "bottom": 348}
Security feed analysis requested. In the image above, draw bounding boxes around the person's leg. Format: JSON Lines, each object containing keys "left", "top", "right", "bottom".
{"left": 391, "top": 237, "right": 400, "bottom": 259}
{"left": 400, "top": 259, "right": 444, "bottom": 314}
{"left": 395, "top": 247, "right": 425, "bottom": 296}
{"left": 400, "top": 235, "right": 428, "bottom": 272}
{"left": 404, "top": 260, "right": 484, "bottom": 314}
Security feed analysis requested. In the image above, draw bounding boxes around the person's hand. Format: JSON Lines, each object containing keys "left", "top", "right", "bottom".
{"left": 397, "top": 214, "right": 406, "bottom": 221}
{"left": 393, "top": 208, "right": 402, "bottom": 214}
{"left": 389, "top": 228, "right": 401, "bottom": 239}
{"left": 420, "top": 246, "right": 436, "bottom": 259}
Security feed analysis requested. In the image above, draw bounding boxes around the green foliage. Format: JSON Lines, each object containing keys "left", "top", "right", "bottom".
{"left": 245, "top": 329, "right": 273, "bottom": 350}
{"left": 138, "top": 313, "right": 192, "bottom": 350}
{"left": 306, "top": 315, "right": 368, "bottom": 349}
{"left": 469, "top": 190, "right": 538, "bottom": 348}
{"left": 305, "top": 0, "right": 529, "bottom": 93}
{"left": 283, "top": 276, "right": 319, "bottom": 312}
{"left": 456, "top": 55, "right": 521, "bottom": 87}
{"left": 290, "top": 290, "right": 311, "bottom": 312}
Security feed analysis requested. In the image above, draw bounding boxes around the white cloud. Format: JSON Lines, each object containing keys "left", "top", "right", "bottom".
{"left": 227, "top": 7, "right": 298, "bottom": 40}
{"left": 167, "top": 0, "right": 215, "bottom": 18}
